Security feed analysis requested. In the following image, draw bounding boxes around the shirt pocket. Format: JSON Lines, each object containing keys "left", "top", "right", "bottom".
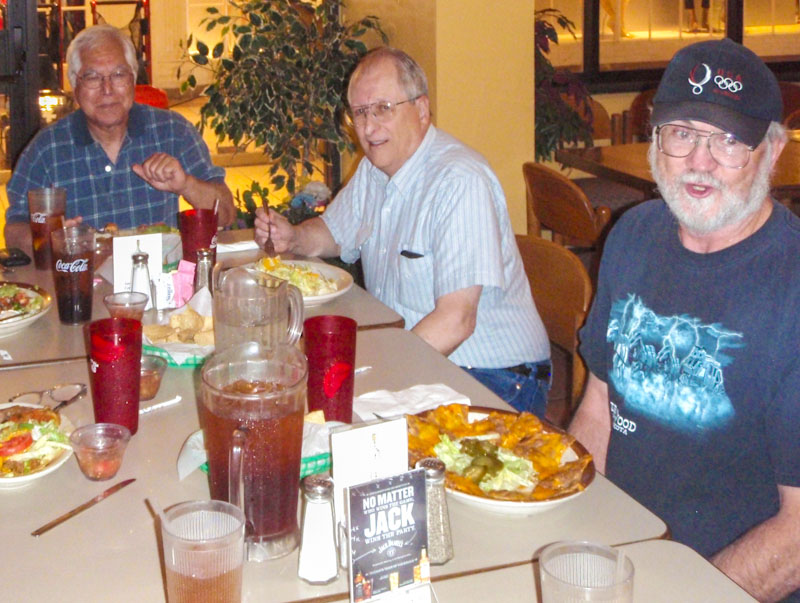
{"left": 396, "top": 243, "right": 434, "bottom": 315}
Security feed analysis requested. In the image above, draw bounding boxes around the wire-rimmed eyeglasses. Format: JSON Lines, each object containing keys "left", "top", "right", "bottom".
{"left": 9, "top": 383, "right": 87, "bottom": 412}
{"left": 656, "top": 124, "right": 754, "bottom": 169}
{"left": 78, "top": 69, "right": 133, "bottom": 90}
{"left": 346, "top": 96, "right": 421, "bottom": 127}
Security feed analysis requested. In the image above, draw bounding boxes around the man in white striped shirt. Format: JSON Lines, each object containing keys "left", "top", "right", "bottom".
{"left": 255, "top": 47, "right": 551, "bottom": 416}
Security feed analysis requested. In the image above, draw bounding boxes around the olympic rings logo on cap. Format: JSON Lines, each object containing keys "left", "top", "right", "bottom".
{"left": 714, "top": 75, "right": 743, "bottom": 93}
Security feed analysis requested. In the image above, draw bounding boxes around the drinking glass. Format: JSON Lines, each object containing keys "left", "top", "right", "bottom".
{"left": 539, "top": 541, "right": 634, "bottom": 603}
{"left": 179, "top": 208, "right": 218, "bottom": 265}
{"left": 51, "top": 224, "right": 94, "bottom": 324}
{"left": 161, "top": 500, "right": 245, "bottom": 603}
{"left": 28, "top": 187, "right": 66, "bottom": 269}
{"left": 304, "top": 315, "right": 357, "bottom": 423}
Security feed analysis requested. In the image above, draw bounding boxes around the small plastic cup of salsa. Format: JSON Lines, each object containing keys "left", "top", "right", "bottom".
{"left": 70, "top": 423, "right": 131, "bottom": 481}
{"left": 140, "top": 355, "right": 167, "bottom": 401}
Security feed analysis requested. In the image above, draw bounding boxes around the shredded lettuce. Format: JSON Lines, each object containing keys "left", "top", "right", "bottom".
{"left": 257, "top": 257, "right": 337, "bottom": 296}
{"left": 434, "top": 434, "right": 473, "bottom": 474}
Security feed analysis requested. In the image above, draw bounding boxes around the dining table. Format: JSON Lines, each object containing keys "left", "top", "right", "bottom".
{"left": 0, "top": 229, "right": 402, "bottom": 369}
{"left": 555, "top": 138, "right": 800, "bottom": 199}
{"left": 3, "top": 327, "right": 673, "bottom": 603}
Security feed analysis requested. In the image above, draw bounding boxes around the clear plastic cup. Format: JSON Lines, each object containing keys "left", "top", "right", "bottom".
{"left": 103, "top": 292, "right": 149, "bottom": 321}
{"left": 139, "top": 355, "right": 167, "bottom": 401}
{"left": 70, "top": 423, "right": 131, "bottom": 481}
{"left": 539, "top": 541, "right": 634, "bottom": 603}
{"left": 161, "top": 500, "right": 245, "bottom": 603}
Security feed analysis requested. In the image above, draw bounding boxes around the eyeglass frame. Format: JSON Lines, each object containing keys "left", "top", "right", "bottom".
{"left": 77, "top": 68, "right": 134, "bottom": 90}
{"left": 9, "top": 383, "right": 87, "bottom": 408}
{"left": 655, "top": 123, "right": 755, "bottom": 170}
{"left": 346, "top": 96, "right": 422, "bottom": 127}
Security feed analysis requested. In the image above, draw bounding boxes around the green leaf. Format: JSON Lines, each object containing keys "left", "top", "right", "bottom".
{"left": 188, "top": 74, "right": 197, "bottom": 88}
{"left": 196, "top": 41, "right": 209, "bottom": 56}
{"left": 192, "top": 54, "right": 208, "bottom": 66}
{"left": 212, "top": 42, "right": 224, "bottom": 59}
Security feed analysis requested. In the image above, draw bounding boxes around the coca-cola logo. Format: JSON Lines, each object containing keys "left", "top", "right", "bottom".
{"left": 55, "top": 258, "right": 90, "bottom": 273}
{"left": 31, "top": 212, "right": 47, "bottom": 224}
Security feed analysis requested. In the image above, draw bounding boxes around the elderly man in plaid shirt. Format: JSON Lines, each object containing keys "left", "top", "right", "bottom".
{"left": 5, "top": 24, "right": 234, "bottom": 249}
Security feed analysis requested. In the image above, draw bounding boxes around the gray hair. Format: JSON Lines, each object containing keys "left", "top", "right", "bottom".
{"left": 347, "top": 47, "right": 429, "bottom": 105}
{"left": 66, "top": 25, "right": 138, "bottom": 89}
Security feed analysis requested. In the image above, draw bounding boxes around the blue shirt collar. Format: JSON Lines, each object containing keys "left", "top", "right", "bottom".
{"left": 70, "top": 102, "right": 147, "bottom": 147}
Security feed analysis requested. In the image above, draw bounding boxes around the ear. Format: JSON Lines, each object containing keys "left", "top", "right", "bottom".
{"left": 768, "top": 135, "right": 787, "bottom": 171}
{"left": 415, "top": 94, "right": 431, "bottom": 126}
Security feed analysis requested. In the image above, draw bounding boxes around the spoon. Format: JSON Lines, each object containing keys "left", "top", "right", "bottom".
{"left": 262, "top": 199, "right": 276, "bottom": 257}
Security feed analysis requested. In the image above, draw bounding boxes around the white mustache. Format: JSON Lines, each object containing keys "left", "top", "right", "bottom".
{"left": 678, "top": 171, "right": 723, "bottom": 189}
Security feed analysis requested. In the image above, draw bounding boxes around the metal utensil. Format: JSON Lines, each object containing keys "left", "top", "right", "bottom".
{"left": 262, "top": 199, "right": 276, "bottom": 257}
{"left": 0, "top": 311, "right": 24, "bottom": 323}
{"left": 51, "top": 383, "right": 88, "bottom": 413}
{"left": 31, "top": 478, "right": 136, "bottom": 537}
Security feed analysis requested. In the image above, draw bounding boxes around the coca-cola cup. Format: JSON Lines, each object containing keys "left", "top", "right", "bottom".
{"left": 179, "top": 208, "right": 218, "bottom": 265}
{"left": 28, "top": 187, "right": 66, "bottom": 269}
{"left": 51, "top": 224, "right": 95, "bottom": 324}
{"left": 304, "top": 315, "right": 357, "bottom": 423}
{"left": 88, "top": 318, "right": 142, "bottom": 435}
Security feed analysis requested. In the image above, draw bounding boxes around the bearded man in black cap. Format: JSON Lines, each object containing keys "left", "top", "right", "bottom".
{"left": 570, "top": 38, "right": 800, "bottom": 601}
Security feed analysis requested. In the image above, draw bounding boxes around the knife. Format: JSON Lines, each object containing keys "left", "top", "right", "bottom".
{"left": 31, "top": 478, "right": 136, "bottom": 537}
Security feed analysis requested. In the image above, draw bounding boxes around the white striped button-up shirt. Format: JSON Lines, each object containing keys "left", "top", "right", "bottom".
{"left": 323, "top": 126, "right": 549, "bottom": 369}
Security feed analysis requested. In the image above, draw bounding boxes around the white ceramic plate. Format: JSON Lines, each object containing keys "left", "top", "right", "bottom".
{"left": 0, "top": 283, "right": 52, "bottom": 339}
{"left": 430, "top": 407, "right": 595, "bottom": 516}
{"left": 0, "top": 402, "right": 74, "bottom": 489}
{"left": 255, "top": 259, "right": 354, "bottom": 307}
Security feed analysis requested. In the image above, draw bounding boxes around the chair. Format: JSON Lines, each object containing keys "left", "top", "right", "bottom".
{"left": 134, "top": 85, "right": 169, "bottom": 109}
{"left": 515, "top": 234, "right": 592, "bottom": 416}
{"left": 779, "top": 82, "right": 800, "bottom": 121}
{"left": 784, "top": 107, "right": 800, "bottom": 130}
{"left": 523, "top": 162, "right": 612, "bottom": 247}
{"left": 629, "top": 88, "right": 657, "bottom": 142}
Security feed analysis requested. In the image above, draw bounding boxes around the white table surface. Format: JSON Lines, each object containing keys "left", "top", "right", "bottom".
{"left": 0, "top": 238, "right": 402, "bottom": 368}
{"left": 2, "top": 329, "right": 667, "bottom": 602}
{"left": 398, "top": 540, "right": 756, "bottom": 603}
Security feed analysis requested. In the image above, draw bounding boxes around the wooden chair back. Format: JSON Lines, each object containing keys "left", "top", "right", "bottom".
{"left": 779, "top": 82, "right": 800, "bottom": 121}
{"left": 784, "top": 107, "right": 800, "bottom": 130}
{"left": 523, "top": 162, "right": 612, "bottom": 246}
{"left": 515, "top": 234, "right": 592, "bottom": 408}
{"left": 629, "top": 88, "right": 657, "bottom": 141}
{"left": 561, "top": 95, "right": 612, "bottom": 144}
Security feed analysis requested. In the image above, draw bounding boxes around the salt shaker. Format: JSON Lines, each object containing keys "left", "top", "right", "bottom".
{"left": 416, "top": 458, "right": 454, "bottom": 564}
{"left": 130, "top": 250, "right": 155, "bottom": 311}
{"left": 193, "top": 247, "right": 213, "bottom": 294}
{"left": 297, "top": 474, "right": 339, "bottom": 584}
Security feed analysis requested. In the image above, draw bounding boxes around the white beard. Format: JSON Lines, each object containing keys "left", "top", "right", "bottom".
{"left": 648, "top": 142, "right": 773, "bottom": 236}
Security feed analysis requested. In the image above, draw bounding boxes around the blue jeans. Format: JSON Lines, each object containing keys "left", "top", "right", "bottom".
{"left": 463, "top": 361, "right": 551, "bottom": 419}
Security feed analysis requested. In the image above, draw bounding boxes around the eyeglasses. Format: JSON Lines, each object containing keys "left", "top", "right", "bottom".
{"left": 656, "top": 124, "right": 754, "bottom": 169}
{"left": 10, "top": 383, "right": 87, "bottom": 412}
{"left": 78, "top": 69, "right": 133, "bottom": 90}
{"left": 347, "top": 96, "right": 421, "bottom": 127}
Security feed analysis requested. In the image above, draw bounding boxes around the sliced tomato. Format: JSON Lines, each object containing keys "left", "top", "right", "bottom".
{"left": 0, "top": 432, "right": 34, "bottom": 457}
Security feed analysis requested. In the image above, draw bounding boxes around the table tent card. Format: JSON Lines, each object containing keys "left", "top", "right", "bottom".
{"left": 347, "top": 469, "right": 435, "bottom": 603}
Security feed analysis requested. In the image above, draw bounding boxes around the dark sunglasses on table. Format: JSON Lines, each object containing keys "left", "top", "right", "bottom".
{"left": 78, "top": 69, "right": 134, "bottom": 90}
{"left": 656, "top": 123, "right": 755, "bottom": 169}
{"left": 346, "top": 96, "right": 421, "bottom": 127}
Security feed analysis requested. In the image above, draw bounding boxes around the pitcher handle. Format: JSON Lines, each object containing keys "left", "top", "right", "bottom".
{"left": 229, "top": 428, "right": 247, "bottom": 513}
{"left": 285, "top": 283, "right": 304, "bottom": 345}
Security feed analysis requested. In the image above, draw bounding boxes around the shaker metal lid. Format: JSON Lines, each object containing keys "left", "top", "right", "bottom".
{"left": 416, "top": 457, "right": 445, "bottom": 478}
{"left": 303, "top": 474, "right": 334, "bottom": 496}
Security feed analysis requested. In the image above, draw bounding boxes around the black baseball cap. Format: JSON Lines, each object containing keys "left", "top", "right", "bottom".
{"left": 651, "top": 38, "right": 782, "bottom": 147}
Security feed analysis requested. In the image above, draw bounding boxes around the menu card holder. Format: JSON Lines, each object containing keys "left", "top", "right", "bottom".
{"left": 347, "top": 469, "right": 437, "bottom": 603}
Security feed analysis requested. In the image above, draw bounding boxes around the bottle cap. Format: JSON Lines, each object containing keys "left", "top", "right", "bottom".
{"left": 132, "top": 251, "right": 149, "bottom": 264}
{"left": 416, "top": 457, "right": 446, "bottom": 479}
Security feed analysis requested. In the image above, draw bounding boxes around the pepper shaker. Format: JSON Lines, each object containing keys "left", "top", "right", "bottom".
{"left": 297, "top": 474, "right": 339, "bottom": 584}
{"left": 130, "top": 250, "right": 155, "bottom": 311}
{"left": 416, "top": 457, "right": 454, "bottom": 564}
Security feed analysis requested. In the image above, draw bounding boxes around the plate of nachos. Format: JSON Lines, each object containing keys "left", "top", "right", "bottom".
{"left": 407, "top": 404, "right": 594, "bottom": 515}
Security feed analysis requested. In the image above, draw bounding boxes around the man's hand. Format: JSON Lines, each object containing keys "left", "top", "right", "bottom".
{"left": 131, "top": 152, "right": 235, "bottom": 227}
{"left": 132, "top": 152, "right": 188, "bottom": 195}
{"left": 568, "top": 373, "right": 611, "bottom": 473}
{"left": 254, "top": 207, "right": 294, "bottom": 253}
{"left": 253, "top": 208, "right": 340, "bottom": 258}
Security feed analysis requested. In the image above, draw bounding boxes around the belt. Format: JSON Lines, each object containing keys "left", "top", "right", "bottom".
{"left": 505, "top": 363, "right": 551, "bottom": 379}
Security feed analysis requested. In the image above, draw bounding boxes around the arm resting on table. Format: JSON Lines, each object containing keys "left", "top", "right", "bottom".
{"left": 568, "top": 372, "right": 612, "bottom": 474}
{"left": 411, "top": 286, "right": 481, "bottom": 358}
{"left": 711, "top": 484, "right": 800, "bottom": 602}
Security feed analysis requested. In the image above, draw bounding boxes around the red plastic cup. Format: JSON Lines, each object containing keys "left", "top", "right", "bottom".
{"left": 179, "top": 208, "right": 218, "bottom": 265}
{"left": 88, "top": 318, "right": 143, "bottom": 435}
{"left": 304, "top": 315, "right": 356, "bottom": 423}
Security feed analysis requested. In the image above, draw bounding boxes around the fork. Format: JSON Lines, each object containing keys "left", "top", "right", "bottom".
{"left": 262, "top": 199, "right": 276, "bottom": 257}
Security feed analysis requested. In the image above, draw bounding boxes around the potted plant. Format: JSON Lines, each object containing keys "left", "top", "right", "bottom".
{"left": 535, "top": 8, "right": 594, "bottom": 162}
{"left": 179, "top": 0, "right": 386, "bottom": 226}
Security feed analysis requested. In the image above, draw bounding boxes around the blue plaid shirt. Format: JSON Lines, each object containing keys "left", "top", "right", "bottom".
{"left": 6, "top": 103, "right": 225, "bottom": 229}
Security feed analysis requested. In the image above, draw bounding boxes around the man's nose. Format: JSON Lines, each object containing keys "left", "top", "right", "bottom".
{"left": 686, "top": 137, "right": 717, "bottom": 171}
{"left": 362, "top": 110, "right": 380, "bottom": 135}
{"left": 100, "top": 75, "right": 114, "bottom": 93}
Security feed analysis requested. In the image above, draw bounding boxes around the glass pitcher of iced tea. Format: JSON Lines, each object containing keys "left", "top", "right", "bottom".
{"left": 212, "top": 265, "right": 303, "bottom": 353}
{"left": 200, "top": 342, "right": 307, "bottom": 561}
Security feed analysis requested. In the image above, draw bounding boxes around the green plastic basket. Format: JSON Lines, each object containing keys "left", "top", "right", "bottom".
{"left": 143, "top": 344, "right": 207, "bottom": 368}
{"left": 200, "top": 452, "right": 331, "bottom": 479}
